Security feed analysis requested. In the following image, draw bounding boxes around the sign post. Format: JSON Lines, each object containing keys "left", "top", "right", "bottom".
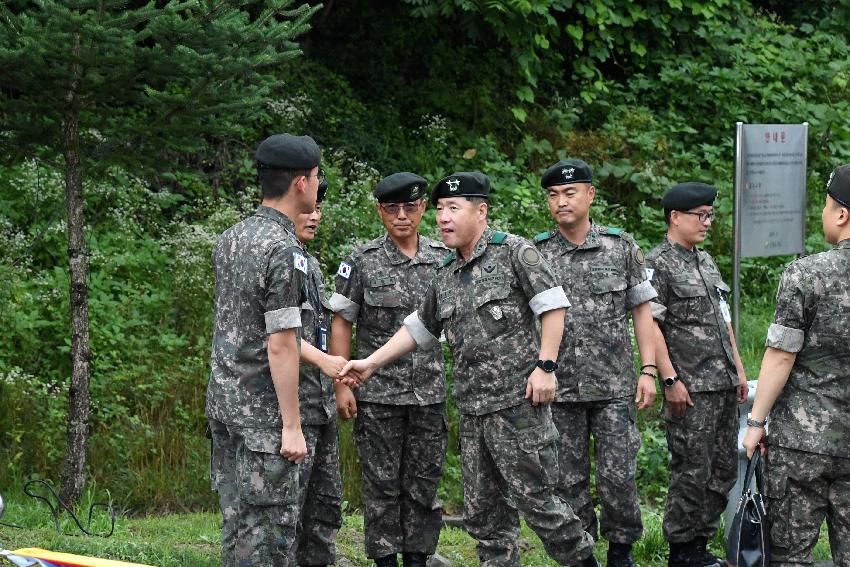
{"left": 732, "top": 122, "right": 808, "bottom": 336}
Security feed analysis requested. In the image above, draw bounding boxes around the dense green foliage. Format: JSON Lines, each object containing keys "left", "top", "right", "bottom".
{"left": 3, "top": 0, "right": 850, "bottom": 517}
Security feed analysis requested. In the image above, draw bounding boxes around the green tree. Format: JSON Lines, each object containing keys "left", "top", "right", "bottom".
{"left": 0, "top": 0, "right": 319, "bottom": 503}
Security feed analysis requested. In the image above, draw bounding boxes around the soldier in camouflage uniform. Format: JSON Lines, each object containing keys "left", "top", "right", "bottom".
{"left": 293, "top": 180, "right": 343, "bottom": 567}
{"left": 207, "top": 134, "right": 322, "bottom": 567}
{"left": 743, "top": 165, "right": 850, "bottom": 567}
{"left": 329, "top": 173, "right": 448, "bottom": 567}
{"left": 647, "top": 182, "right": 749, "bottom": 567}
{"left": 340, "top": 172, "right": 597, "bottom": 567}
{"left": 534, "top": 159, "right": 658, "bottom": 567}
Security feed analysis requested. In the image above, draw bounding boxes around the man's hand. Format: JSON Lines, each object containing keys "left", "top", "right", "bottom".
{"left": 665, "top": 380, "right": 693, "bottom": 418}
{"left": 280, "top": 425, "right": 307, "bottom": 464}
{"left": 635, "top": 374, "right": 657, "bottom": 410}
{"left": 742, "top": 426, "right": 766, "bottom": 459}
{"left": 525, "top": 368, "right": 557, "bottom": 406}
{"left": 318, "top": 354, "right": 349, "bottom": 380}
{"left": 335, "top": 383, "right": 358, "bottom": 420}
{"left": 338, "top": 358, "right": 376, "bottom": 388}
{"left": 737, "top": 372, "right": 749, "bottom": 404}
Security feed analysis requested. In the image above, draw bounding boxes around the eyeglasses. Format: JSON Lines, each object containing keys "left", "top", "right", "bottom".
{"left": 678, "top": 210, "right": 715, "bottom": 222}
{"left": 379, "top": 201, "right": 421, "bottom": 216}
{"left": 304, "top": 168, "right": 325, "bottom": 183}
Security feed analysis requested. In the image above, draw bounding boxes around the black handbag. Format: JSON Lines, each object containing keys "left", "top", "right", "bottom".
{"left": 726, "top": 450, "right": 770, "bottom": 567}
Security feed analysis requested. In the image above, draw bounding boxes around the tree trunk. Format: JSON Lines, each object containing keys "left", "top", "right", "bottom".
{"left": 60, "top": 33, "right": 90, "bottom": 506}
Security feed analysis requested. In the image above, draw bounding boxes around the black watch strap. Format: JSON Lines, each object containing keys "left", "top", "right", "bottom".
{"left": 537, "top": 359, "right": 558, "bottom": 373}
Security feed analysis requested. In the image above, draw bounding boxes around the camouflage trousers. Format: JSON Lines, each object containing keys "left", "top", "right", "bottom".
{"left": 765, "top": 445, "right": 850, "bottom": 567}
{"left": 295, "top": 419, "right": 342, "bottom": 566}
{"left": 353, "top": 401, "right": 447, "bottom": 559}
{"left": 551, "top": 397, "right": 643, "bottom": 544}
{"left": 662, "top": 388, "right": 738, "bottom": 543}
{"left": 209, "top": 418, "right": 300, "bottom": 567}
{"left": 460, "top": 402, "right": 595, "bottom": 567}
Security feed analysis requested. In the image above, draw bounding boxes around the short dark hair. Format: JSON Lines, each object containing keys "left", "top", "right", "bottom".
{"left": 259, "top": 168, "right": 310, "bottom": 200}
{"left": 832, "top": 197, "right": 848, "bottom": 211}
{"left": 466, "top": 196, "right": 490, "bottom": 217}
{"left": 664, "top": 208, "right": 673, "bottom": 225}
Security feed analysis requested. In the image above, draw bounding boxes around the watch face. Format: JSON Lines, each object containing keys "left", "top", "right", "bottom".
{"left": 539, "top": 360, "right": 557, "bottom": 373}
{"left": 664, "top": 377, "right": 676, "bottom": 387}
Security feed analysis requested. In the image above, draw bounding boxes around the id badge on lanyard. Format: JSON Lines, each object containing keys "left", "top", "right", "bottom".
{"left": 318, "top": 325, "right": 329, "bottom": 353}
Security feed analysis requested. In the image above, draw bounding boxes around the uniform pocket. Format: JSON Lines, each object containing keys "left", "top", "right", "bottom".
{"left": 475, "top": 285, "right": 511, "bottom": 338}
{"left": 764, "top": 458, "right": 790, "bottom": 549}
{"left": 238, "top": 429, "right": 298, "bottom": 506}
{"left": 515, "top": 415, "right": 560, "bottom": 488}
{"left": 669, "top": 278, "right": 707, "bottom": 321}
{"left": 362, "top": 287, "right": 403, "bottom": 331}
{"left": 591, "top": 276, "right": 628, "bottom": 318}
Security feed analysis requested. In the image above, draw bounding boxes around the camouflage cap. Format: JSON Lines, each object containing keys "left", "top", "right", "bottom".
{"left": 373, "top": 172, "right": 428, "bottom": 203}
{"left": 540, "top": 158, "right": 593, "bottom": 188}
{"left": 661, "top": 182, "right": 717, "bottom": 211}
{"left": 827, "top": 164, "right": 850, "bottom": 208}
{"left": 255, "top": 134, "right": 321, "bottom": 170}
{"left": 431, "top": 171, "right": 490, "bottom": 205}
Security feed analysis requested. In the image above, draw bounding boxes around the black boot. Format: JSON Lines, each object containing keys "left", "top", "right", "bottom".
{"left": 607, "top": 542, "right": 637, "bottom": 567}
{"left": 572, "top": 553, "right": 601, "bottom": 567}
{"left": 668, "top": 541, "right": 691, "bottom": 567}
{"left": 694, "top": 537, "right": 724, "bottom": 567}
{"left": 375, "top": 555, "right": 399, "bottom": 567}
{"left": 401, "top": 552, "right": 428, "bottom": 567}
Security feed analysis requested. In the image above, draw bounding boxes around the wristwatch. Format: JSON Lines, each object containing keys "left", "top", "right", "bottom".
{"left": 536, "top": 359, "right": 558, "bottom": 373}
{"left": 747, "top": 413, "right": 767, "bottom": 428}
{"left": 662, "top": 375, "right": 679, "bottom": 388}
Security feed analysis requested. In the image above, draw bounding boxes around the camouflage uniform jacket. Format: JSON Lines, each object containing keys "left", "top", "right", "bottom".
{"left": 646, "top": 236, "right": 738, "bottom": 392}
{"left": 404, "top": 227, "right": 571, "bottom": 416}
{"left": 206, "top": 205, "right": 306, "bottom": 428}
{"left": 764, "top": 238, "right": 850, "bottom": 458}
{"left": 330, "top": 234, "right": 448, "bottom": 405}
{"left": 299, "top": 253, "right": 336, "bottom": 425}
{"left": 534, "top": 222, "right": 657, "bottom": 401}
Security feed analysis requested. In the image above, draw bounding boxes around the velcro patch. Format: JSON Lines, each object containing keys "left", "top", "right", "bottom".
{"left": 337, "top": 261, "right": 352, "bottom": 279}
{"left": 520, "top": 246, "right": 541, "bottom": 266}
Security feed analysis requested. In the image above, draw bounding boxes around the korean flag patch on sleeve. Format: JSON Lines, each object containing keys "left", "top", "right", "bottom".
{"left": 294, "top": 252, "right": 308, "bottom": 274}
{"left": 337, "top": 261, "right": 352, "bottom": 279}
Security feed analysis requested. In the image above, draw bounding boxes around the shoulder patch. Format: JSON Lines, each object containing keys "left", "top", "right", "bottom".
{"left": 533, "top": 231, "right": 553, "bottom": 244}
{"left": 294, "top": 251, "right": 308, "bottom": 274}
{"left": 603, "top": 226, "right": 623, "bottom": 236}
{"left": 634, "top": 247, "right": 645, "bottom": 264}
{"left": 336, "top": 261, "right": 352, "bottom": 279}
{"left": 490, "top": 231, "right": 508, "bottom": 244}
{"left": 442, "top": 252, "right": 456, "bottom": 267}
{"left": 520, "top": 245, "right": 542, "bottom": 267}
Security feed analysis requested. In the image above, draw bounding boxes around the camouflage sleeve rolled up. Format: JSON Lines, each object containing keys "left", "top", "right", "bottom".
{"left": 623, "top": 236, "right": 657, "bottom": 309}
{"left": 404, "top": 280, "right": 441, "bottom": 349}
{"left": 264, "top": 244, "right": 307, "bottom": 334}
{"left": 510, "top": 240, "right": 570, "bottom": 315}
{"left": 766, "top": 263, "right": 809, "bottom": 353}
{"left": 329, "top": 255, "right": 362, "bottom": 323}
{"left": 645, "top": 255, "right": 668, "bottom": 322}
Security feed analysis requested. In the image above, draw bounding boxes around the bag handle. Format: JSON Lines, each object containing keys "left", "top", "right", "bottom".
{"left": 743, "top": 450, "right": 765, "bottom": 494}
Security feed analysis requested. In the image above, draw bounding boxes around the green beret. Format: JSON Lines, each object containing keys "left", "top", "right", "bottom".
{"left": 661, "top": 182, "right": 718, "bottom": 211}
{"left": 431, "top": 171, "right": 490, "bottom": 205}
{"left": 541, "top": 159, "right": 593, "bottom": 188}
{"left": 255, "top": 134, "right": 321, "bottom": 170}
{"left": 373, "top": 172, "right": 428, "bottom": 203}
{"left": 827, "top": 164, "right": 850, "bottom": 208}
{"left": 317, "top": 180, "right": 329, "bottom": 203}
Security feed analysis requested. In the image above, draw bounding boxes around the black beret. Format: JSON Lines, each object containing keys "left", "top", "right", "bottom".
{"left": 317, "top": 180, "right": 329, "bottom": 203}
{"left": 373, "top": 172, "right": 428, "bottom": 203}
{"left": 431, "top": 171, "right": 490, "bottom": 205}
{"left": 827, "top": 165, "right": 850, "bottom": 208}
{"left": 255, "top": 134, "right": 321, "bottom": 170}
{"left": 541, "top": 159, "right": 593, "bottom": 188}
{"left": 661, "top": 182, "right": 718, "bottom": 211}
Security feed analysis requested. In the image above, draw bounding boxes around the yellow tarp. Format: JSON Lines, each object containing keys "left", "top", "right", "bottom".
{"left": 12, "top": 548, "right": 153, "bottom": 567}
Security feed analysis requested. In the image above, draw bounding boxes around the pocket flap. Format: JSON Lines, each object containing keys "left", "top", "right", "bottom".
{"left": 516, "top": 420, "right": 559, "bottom": 453}
{"left": 592, "top": 276, "right": 628, "bottom": 294}
{"left": 438, "top": 302, "right": 455, "bottom": 320}
{"left": 474, "top": 285, "right": 511, "bottom": 308}
{"left": 364, "top": 287, "right": 404, "bottom": 308}
{"left": 670, "top": 280, "right": 707, "bottom": 298}
{"left": 242, "top": 427, "right": 281, "bottom": 455}
{"left": 715, "top": 281, "right": 731, "bottom": 293}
